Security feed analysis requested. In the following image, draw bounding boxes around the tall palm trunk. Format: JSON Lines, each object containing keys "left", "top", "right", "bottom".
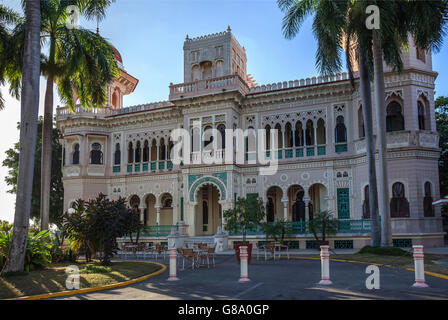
{"left": 372, "top": 32, "right": 392, "bottom": 247}
{"left": 40, "top": 38, "right": 56, "bottom": 231}
{"left": 1, "top": 0, "right": 41, "bottom": 274}
{"left": 358, "top": 47, "right": 381, "bottom": 247}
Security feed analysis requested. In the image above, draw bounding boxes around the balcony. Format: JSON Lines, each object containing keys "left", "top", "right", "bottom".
{"left": 169, "top": 74, "right": 250, "bottom": 100}
{"left": 124, "top": 161, "right": 175, "bottom": 174}
{"left": 354, "top": 130, "right": 439, "bottom": 154}
{"left": 228, "top": 219, "right": 373, "bottom": 236}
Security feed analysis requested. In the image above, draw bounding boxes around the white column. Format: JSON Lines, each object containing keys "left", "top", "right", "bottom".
{"left": 313, "top": 123, "right": 317, "bottom": 146}
{"left": 238, "top": 246, "right": 250, "bottom": 282}
{"left": 412, "top": 245, "right": 428, "bottom": 287}
{"left": 172, "top": 205, "right": 178, "bottom": 225}
{"left": 155, "top": 205, "right": 161, "bottom": 225}
{"left": 304, "top": 198, "right": 311, "bottom": 221}
{"left": 167, "top": 248, "right": 179, "bottom": 281}
{"left": 282, "top": 199, "right": 289, "bottom": 221}
{"left": 139, "top": 205, "right": 145, "bottom": 224}
{"left": 319, "top": 245, "right": 332, "bottom": 285}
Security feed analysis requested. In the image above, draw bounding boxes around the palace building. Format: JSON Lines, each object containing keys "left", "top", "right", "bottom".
{"left": 56, "top": 28, "right": 444, "bottom": 249}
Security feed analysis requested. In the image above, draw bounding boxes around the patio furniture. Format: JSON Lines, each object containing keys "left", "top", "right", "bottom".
{"left": 154, "top": 244, "right": 167, "bottom": 260}
{"left": 181, "top": 248, "right": 197, "bottom": 270}
{"left": 199, "top": 245, "right": 216, "bottom": 268}
{"left": 255, "top": 242, "right": 265, "bottom": 260}
{"left": 264, "top": 243, "right": 278, "bottom": 261}
{"left": 275, "top": 243, "right": 290, "bottom": 260}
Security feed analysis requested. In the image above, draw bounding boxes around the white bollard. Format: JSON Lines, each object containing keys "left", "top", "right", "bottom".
{"left": 319, "top": 245, "right": 332, "bottom": 285}
{"left": 167, "top": 247, "right": 179, "bottom": 281}
{"left": 412, "top": 245, "right": 428, "bottom": 288}
{"left": 238, "top": 246, "right": 250, "bottom": 282}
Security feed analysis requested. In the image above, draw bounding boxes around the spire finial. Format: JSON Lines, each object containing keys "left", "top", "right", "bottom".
{"left": 227, "top": 25, "right": 231, "bottom": 33}
{"left": 185, "top": 34, "right": 190, "bottom": 40}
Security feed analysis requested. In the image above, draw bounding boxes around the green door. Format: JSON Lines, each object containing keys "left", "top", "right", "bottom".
{"left": 337, "top": 188, "right": 350, "bottom": 219}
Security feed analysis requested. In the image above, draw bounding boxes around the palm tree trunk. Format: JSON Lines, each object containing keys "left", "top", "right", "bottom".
{"left": 40, "top": 38, "right": 56, "bottom": 231}
{"left": 1, "top": 0, "right": 41, "bottom": 274}
{"left": 358, "top": 47, "right": 381, "bottom": 247}
{"left": 372, "top": 32, "right": 393, "bottom": 247}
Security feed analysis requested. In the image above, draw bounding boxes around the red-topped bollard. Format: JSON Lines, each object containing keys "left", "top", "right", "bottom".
{"left": 239, "top": 246, "right": 250, "bottom": 282}
{"left": 319, "top": 245, "right": 332, "bottom": 285}
{"left": 412, "top": 245, "right": 428, "bottom": 287}
{"left": 167, "top": 247, "right": 179, "bottom": 281}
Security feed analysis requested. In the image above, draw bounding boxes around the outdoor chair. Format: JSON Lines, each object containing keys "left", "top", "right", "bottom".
{"left": 200, "top": 245, "right": 216, "bottom": 268}
{"left": 154, "top": 244, "right": 167, "bottom": 260}
{"left": 135, "top": 243, "right": 146, "bottom": 259}
{"left": 264, "top": 243, "right": 277, "bottom": 261}
{"left": 143, "top": 244, "right": 153, "bottom": 259}
{"left": 181, "top": 248, "right": 197, "bottom": 270}
{"left": 177, "top": 248, "right": 184, "bottom": 266}
{"left": 255, "top": 242, "right": 265, "bottom": 260}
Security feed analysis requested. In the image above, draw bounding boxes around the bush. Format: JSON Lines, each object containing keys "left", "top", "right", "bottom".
{"left": 79, "top": 265, "right": 112, "bottom": 274}
{"left": 0, "top": 230, "right": 53, "bottom": 272}
{"left": 358, "top": 245, "right": 411, "bottom": 256}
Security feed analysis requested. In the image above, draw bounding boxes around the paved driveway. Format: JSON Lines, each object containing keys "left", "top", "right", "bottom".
{"left": 56, "top": 256, "right": 448, "bottom": 300}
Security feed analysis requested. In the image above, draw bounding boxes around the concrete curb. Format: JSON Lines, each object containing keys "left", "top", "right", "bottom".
{"left": 10, "top": 261, "right": 167, "bottom": 300}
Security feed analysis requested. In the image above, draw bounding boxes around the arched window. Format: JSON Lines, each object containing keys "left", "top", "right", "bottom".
{"left": 72, "top": 143, "right": 80, "bottom": 165}
{"left": 217, "top": 124, "right": 226, "bottom": 149}
{"left": 135, "top": 141, "right": 141, "bottom": 163}
{"left": 423, "top": 182, "right": 434, "bottom": 217}
{"left": 316, "top": 118, "right": 326, "bottom": 145}
{"left": 306, "top": 120, "right": 314, "bottom": 145}
{"left": 191, "top": 64, "right": 200, "bottom": 81}
{"left": 285, "top": 122, "right": 293, "bottom": 148}
{"left": 160, "top": 138, "right": 166, "bottom": 160}
{"left": 266, "top": 197, "right": 275, "bottom": 222}
{"left": 295, "top": 122, "right": 304, "bottom": 147}
{"left": 362, "top": 185, "right": 370, "bottom": 219}
{"left": 90, "top": 143, "right": 103, "bottom": 165}
{"left": 162, "top": 194, "right": 173, "bottom": 208}
{"left": 418, "top": 101, "right": 426, "bottom": 130}
{"left": 168, "top": 139, "right": 173, "bottom": 160}
{"left": 203, "top": 126, "right": 213, "bottom": 149}
{"left": 129, "top": 195, "right": 140, "bottom": 211}
{"left": 390, "top": 182, "right": 410, "bottom": 217}
{"left": 386, "top": 101, "right": 405, "bottom": 132}
{"left": 191, "top": 127, "right": 200, "bottom": 153}
{"left": 265, "top": 125, "right": 271, "bottom": 150}
{"left": 246, "top": 126, "right": 256, "bottom": 154}
{"left": 114, "top": 143, "right": 121, "bottom": 165}
{"left": 358, "top": 106, "right": 365, "bottom": 138}
{"left": 128, "top": 142, "right": 134, "bottom": 163}
{"left": 335, "top": 116, "right": 347, "bottom": 143}
{"left": 275, "top": 124, "right": 283, "bottom": 149}
{"left": 143, "top": 140, "right": 149, "bottom": 162}
{"left": 151, "top": 139, "right": 157, "bottom": 161}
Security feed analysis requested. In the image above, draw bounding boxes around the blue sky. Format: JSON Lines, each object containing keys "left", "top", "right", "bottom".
{"left": 0, "top": 0, "right": 447, "bottom": 222}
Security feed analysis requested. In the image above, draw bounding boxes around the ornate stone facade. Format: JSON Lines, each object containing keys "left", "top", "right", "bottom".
{"left": 56, "top": 29, "right": 444, "bottom": 248}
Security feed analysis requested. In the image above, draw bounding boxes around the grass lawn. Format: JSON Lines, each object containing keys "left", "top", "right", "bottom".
{"left": 301, "top": 252, "right": 448, "bottom": 277}
{"left": 0, "top": 261, "right": 162, "bottom": 300}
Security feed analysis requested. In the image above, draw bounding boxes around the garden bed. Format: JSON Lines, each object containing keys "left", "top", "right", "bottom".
{"left": 0, "top": 261, "right": 162, "bottom": 299}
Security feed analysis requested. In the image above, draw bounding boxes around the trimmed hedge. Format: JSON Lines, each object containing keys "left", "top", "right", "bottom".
{"left": 358, "top": 245, "right": 412, "bottom": 256}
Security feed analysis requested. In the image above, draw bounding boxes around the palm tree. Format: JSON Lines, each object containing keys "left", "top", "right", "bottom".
{"left": 1, "top": 0, "right": 41, "bottom": 274}
{"left": 38, "top": 0, "right": 118, "bottom": 231}
{"left": 278, "top": 0, "right": 382, "bottom": 245}
{"left": 368, "top": 0, "right": 447, "bottom": 246}
{"left": 0, "top": 4, "right": 20, "bottom": 109}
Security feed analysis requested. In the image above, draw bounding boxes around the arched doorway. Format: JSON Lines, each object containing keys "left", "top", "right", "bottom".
{"left": 288, "top": 185, "right": 305, "bottom": 222}
{"left": 308, "top": 184, "right": 328, "bottom": 220}
{"left": 195, "top": 184, "right": 221, "bottom": 236}
{"left": 145, "top": 194, "right": 157, "bottom": 226}
{"left": 160, "top": 193, "right": 174, "bottom": 226}
{"left": 266, "top": 186, "right": 283, "bottom": 222}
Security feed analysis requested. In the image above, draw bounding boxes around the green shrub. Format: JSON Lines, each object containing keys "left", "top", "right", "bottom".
{"left": 80, "top": 265, "right": 112, "bottom": 274}
{"left": 358, "top": 245, "right": 411, "bottom": 256}
{"left": 0, "top": 230, "right": 53, "bottom": 272}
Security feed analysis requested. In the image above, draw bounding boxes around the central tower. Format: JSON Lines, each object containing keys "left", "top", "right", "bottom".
{"left": 183, "top": 26, "right": 247, "bottom": 83}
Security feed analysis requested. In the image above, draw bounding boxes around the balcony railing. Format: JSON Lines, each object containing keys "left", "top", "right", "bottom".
{"left": 133, "top": 224, "right": 178, "bottom": 237}
{"left": 123, "top": 160, "right": 174, "bottom": 174}
{"left": 169, "top": 74, "right": 250, "bottom": 100}
{"left": 228, "top": 219, "right": 373, "bottom": 236}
